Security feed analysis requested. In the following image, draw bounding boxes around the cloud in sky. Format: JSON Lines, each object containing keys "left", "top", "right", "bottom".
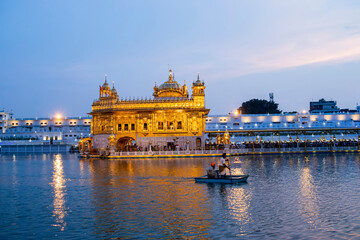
{"left": 207, "top": 32, "right": 360, "bottom": 81}
{"left": 0, "top": 0, "right": 360, "bottom": 116}
{"left": 177, "top": 0, "right": 360, "bottom": 81}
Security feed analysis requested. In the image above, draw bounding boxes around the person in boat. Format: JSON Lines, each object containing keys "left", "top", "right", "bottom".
{"left": 218, "top": 153, "right": 231, "bottom": 179}
{"left": 206, "top": 162, "right": 217, "bottom": 179}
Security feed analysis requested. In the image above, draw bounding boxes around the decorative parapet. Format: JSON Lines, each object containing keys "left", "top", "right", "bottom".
{"left": 92, "top": 97, "right": 206, "bottom": 111}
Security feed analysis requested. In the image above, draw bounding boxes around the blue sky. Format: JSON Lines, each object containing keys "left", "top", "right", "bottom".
{"left": 1, "top": 0, "right": 360, "bottom": 117}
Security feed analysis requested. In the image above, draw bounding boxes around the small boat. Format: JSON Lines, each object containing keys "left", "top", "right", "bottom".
{"left": 194, "top": 175, "right": 249, "bottom": 184}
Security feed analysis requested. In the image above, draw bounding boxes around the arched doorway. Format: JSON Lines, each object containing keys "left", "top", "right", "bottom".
{"left": 79, "top": 138, "right": 93, "bottom": 153}
{"left": 196, "top": 137, "right": 202, "bottom": 150}
{"left": 117, "top": 137, "right": 136, "bottom": 152}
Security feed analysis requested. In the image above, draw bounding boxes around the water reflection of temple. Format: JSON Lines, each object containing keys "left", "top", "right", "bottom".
{"left": 87, "top": 158, "right": 213, "bottom": 238}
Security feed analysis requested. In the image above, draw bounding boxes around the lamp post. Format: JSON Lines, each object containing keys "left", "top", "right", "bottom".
{"left": 278, "top": 132, "right": 281, "bottom": 152}
{"left": 252, "top": 133, "right": 255, "bottom": 153}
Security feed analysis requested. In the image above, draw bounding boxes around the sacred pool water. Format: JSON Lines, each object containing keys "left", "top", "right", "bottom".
{"left": 1, "top": 153, "right": 360, "bottom": 239}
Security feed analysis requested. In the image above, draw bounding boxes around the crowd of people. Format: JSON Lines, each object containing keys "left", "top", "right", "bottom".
{"left": 115, "top": 144, "right": 185, "bottom": 152}
{"left": 241, "top": 139, "right": 359, "bottom": 149}
{"left": 113, "top": 138, "right": 360, "bottom": 152}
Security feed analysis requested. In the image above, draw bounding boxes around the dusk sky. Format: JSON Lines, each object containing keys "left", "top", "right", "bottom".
{"left": 1, "top": 0, "right": 360, "bottom": 118}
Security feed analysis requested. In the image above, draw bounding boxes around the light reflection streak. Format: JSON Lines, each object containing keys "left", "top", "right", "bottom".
{"left": 298, "top": 167, "right": 319, "bottom": 226}
{"left": 228, "top": 187, "right": 252, "bottom": 227}
{"left": 51, "top": 154, "right": 67, "bottom": 231}
{"left": 79, "top": 159, "right": 85, "bottom": 176}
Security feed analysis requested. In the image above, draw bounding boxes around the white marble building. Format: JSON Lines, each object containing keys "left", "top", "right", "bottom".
{"left": 0, "top": 115, "right": 91, "bottom": 144}
{"left": 206, "top": 111, "right": 360, "bottom": 142}
{"left": 2, "top": 110, "right": 360, "bottom": 148}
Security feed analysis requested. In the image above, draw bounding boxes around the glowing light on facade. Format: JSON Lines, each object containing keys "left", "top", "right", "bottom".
{"left": 90, "top": 70, "right": 209, "bottom": 151}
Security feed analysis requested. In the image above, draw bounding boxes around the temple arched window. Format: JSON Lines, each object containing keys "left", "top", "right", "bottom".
{"left": 167, "top": 121, "right": 174, "bottom": 130}
{"left": 124, "top": 124, "right": 128, "bottom": 131}
{"left": 131, "top": 124, "right": 135, "bottom": 131}
{"left": 158, "top": 122, "right": 163, "bottom": 130}
{"left": 118, "top": 124, "right": 122, "bottom": 131}
{"left": 177, "top": 121, "right": 182, "bottom": 129}
{"left": 143, "top": 123, "right": 148, "bottom": 130}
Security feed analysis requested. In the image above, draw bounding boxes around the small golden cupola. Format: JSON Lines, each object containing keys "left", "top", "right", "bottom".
{"left": 153, "top": 69, "right": 189, "bottom": 99}
{"left": 111, "top": 81, "right": 118, "bottom": 96}
{"left": 100, "top": 74, "right": 111, "bottom": 97}
{"left": 191, "top": 73, "right": 206, "bottom": 108}
{"left": 99, "top": 75, "right": 118, "bottom": 100}
{"left": 192, "top": 73, "right": 205, "bottom": 95}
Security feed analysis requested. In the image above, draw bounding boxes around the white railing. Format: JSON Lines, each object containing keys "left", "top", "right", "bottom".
{"left": 0, "top": 140, "right": 68, "bottom": 145}
{"left": 105, "top": 149, "right": 225, "bottom": 156}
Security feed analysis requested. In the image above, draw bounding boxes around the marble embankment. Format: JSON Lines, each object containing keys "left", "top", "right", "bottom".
{"left": 79, "top": 146, "right": 360, "bottom": 159}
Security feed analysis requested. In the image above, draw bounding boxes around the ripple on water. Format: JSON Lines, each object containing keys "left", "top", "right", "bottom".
{"left": 1, "top": 153, "right": 360, "bottom": 239}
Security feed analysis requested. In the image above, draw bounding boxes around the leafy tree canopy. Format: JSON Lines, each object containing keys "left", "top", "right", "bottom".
{"left": 238, "top": 99, "right": 281, "bottom": 114}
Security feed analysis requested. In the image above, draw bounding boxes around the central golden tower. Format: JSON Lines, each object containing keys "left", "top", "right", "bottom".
{"left": 90, "top": 70, "right": 209, "bottom": 152}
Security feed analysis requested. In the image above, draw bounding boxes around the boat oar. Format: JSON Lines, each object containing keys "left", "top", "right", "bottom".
{"left": 227, "top": 156, "right": 232, "bottom": 183}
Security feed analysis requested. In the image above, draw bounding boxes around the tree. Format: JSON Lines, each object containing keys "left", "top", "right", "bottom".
{"left": 238, "top": 99, "right": 281, "bottom": 114}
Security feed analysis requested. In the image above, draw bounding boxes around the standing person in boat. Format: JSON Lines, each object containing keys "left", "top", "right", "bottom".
{"left": 218, "top": 153, "right": 231, "bottom": 179}
{"left": 206, "top": 162, "right": 217, "bottom": 179}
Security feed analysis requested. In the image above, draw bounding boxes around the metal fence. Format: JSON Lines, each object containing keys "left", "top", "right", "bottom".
{"left": 0, "top": 143, "right": 72, "bottom": 153}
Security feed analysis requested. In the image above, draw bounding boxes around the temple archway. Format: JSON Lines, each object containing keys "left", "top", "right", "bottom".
{"left": 196, "top": 137, "right": 202, "bottom": 150}
{"left": 117, "top": 137, "right": 136, "bottom": 151}
{"left": 79, "top": 138, "right": 93, "bottom": 153}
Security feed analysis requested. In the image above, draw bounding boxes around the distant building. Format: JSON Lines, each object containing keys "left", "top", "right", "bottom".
{"left": 0, "top": 116, "right": 91, "bottom": 143}
{"left": 310, "top": 98, "right": 340, "bottom": 113}
{"left": 205, "top": 111, "right": 360, "bottom": 143}
{"left": 206, "top": 112, "right": 360, "bottom": 131}
{"left": 0, "top": 110, "right": 11, "bottom": 133}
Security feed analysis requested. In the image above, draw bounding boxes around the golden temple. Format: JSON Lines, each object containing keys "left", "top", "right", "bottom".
{"left": 87, "top": 70, "right": 209, "bottom": 153}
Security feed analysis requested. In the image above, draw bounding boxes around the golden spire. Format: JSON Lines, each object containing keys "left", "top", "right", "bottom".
{"left": 169, "top": 69, "right": 173, "bottom": 82}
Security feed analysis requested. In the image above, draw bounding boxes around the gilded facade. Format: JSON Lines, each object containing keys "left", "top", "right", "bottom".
{"left": 90, "top": 70, "right": 210, "bottom": 151}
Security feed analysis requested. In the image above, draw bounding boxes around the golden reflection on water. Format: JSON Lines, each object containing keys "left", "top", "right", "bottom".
{"left": 298, "top": 166, "right": 319, "bottom": 226}
{"left": 79, "top": 159, "right": 85, "bottom": 176}
{"left": 51, "top": 154, "right": 67, "bottom": 231}
{"left": 88, "top": 158, "right": 212, "bottom": 238}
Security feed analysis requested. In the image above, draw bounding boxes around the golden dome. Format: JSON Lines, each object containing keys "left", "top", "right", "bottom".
{"left": 153, "top": 69, "right": 188, "bottom": 98}
{"left": 159, "top": 81, "right": 182, "bottom": 91}
{"left": 159, "top": 69, "right": 182, "bottom": 90}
